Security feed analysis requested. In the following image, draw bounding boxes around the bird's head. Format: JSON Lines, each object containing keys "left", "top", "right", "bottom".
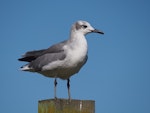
{"left": 71, "top": 20, "right": 104, "bottom": 35}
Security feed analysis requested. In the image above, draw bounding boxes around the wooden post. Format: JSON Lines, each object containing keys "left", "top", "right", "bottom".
{"left": 38, "top": 98, "right": 95, "bottom": 113}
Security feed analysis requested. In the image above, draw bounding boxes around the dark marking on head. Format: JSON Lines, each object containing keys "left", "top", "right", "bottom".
{"left": 75, "top": 22, "right": 82, "bottom": 30}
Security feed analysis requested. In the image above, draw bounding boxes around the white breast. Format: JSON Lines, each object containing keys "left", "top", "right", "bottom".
{"left": 65, "top": 34, "right": 88, "bottom": 67}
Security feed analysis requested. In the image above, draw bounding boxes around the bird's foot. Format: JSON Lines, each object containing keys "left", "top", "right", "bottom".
{"left": 54, "top": 96, "right": 57, "bottom": 100}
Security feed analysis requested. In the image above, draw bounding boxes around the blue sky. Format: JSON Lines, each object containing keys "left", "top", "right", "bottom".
{"left": 0, "top": 0, "right": 150, "bottom": 113}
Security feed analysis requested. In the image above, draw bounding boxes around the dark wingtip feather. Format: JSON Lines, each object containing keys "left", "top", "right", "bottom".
{"left": 18, "top": 58, "right": 22, "bottom": 61}
{"left": 18, "top": 56, "right": 36, "bottom": 62}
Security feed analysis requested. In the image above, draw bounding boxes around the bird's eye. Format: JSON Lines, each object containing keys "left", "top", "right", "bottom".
{"left": 82, "top": 25, "right": 87, "bottom": 29}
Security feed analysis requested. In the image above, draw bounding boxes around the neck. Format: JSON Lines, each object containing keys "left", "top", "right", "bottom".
{"left": 68, "top": 30, "right": 88, "bottom": 52}
{"left": 69, "top": 30, "right": 84, "bottom": 41}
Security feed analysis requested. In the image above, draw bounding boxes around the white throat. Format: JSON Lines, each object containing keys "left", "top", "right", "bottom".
{"left": 64, "top": 31, "right": 88, "bottom": 66}
{"left": 69, "top": 31, "right": 88, "bottom": 51}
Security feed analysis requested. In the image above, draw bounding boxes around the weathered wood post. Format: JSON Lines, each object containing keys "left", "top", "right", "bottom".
{"left": 38, "top": 98, "right": 95, "bottom": 113}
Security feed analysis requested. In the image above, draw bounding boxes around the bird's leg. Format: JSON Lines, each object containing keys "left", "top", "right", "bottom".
{"left": 54, "top": 78, "right": 57, "bottom": 99}
{"left": 67, "top": 78, "right": 71, "bottom": 101}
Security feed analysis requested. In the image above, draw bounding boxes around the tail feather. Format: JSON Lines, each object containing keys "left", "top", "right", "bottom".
{"left": 20, "top": 65, "right": 32, "bottom": 71}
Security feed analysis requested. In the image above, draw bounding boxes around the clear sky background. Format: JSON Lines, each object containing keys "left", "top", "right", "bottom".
{"left": 0, "top": 0, "right": 150, "bottom": 113}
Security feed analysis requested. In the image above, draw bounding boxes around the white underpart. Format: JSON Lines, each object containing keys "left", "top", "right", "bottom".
{"left": 42, "top": 31, "right": 88, "bottom": 71}
{"left": 20, "top": 20, "right": 99, "bottom": 79}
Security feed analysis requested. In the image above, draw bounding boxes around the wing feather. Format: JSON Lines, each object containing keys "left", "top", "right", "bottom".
{"left": 18, "top": 40, "right": 67, "bottom": 62}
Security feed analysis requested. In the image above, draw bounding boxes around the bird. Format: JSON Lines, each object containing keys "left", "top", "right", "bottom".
{"left": 18, "top": 20, "right": 104, "bottom": 100}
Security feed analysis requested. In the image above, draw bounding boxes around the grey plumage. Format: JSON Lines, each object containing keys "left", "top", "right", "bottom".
{"left": 18, "top": 20, "right": 104, "bottom": 100}
{"left": 18, "top": 40, "right": 67, "bottom": 62}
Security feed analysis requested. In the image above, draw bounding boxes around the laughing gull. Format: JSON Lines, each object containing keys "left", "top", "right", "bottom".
{"left": 18, "top": 20, "right": 104, "bottom": 100}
